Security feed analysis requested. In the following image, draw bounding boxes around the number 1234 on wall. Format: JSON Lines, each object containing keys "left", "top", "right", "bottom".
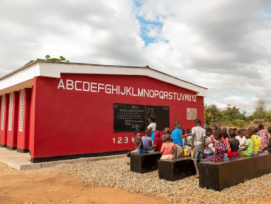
{"left": 112, "top": 136, "right": 135, "bottom": 144}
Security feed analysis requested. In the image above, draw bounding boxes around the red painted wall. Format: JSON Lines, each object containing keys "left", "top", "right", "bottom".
{"left": 17, "top": 88, "right": 32, "bottom": 151}
{"left": 32, "top": 74, "right": 204, "bottom": 159}
{"left": 7, "top": 92, "right": 19, "bottom": 148}
{"left": 29, "top": 78, "right": 37, "bottom": 155}
{"left": 0, "top": 94, "right": 10, "bottom": 146}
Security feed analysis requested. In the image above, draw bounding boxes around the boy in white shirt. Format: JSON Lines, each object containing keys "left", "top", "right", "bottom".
{"left": 236, "top": 129, "right": 246, "bottom": 147}
{"left": 191, "top": 118, "right": 206, "bottom": 178}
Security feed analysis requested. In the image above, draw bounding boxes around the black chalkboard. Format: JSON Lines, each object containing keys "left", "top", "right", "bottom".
{"left": 146, "top": 105, "right": 170, "bottom": 131}
{"left": 113, "top": 104, "right": 146, "bottom": 132}
{"left": 113, "top": 103, "right": 169, "bottom": 132}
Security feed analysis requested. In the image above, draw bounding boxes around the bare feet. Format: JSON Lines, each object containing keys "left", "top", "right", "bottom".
{"left": 194, "top": 175, "right": 199, "bottom": 178}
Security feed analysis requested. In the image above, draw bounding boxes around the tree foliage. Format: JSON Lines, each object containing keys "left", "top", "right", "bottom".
{"left": 252, "top": 99, "right": 267, "bottom": 119}
{"left": 204, "top": 104, "right": 246, "bottom": 125}
{"left": 224, "top": 104, "right": 240, "bottom": 122}
{"left": 25, "top": 55, "right": 69, "bottom": 66}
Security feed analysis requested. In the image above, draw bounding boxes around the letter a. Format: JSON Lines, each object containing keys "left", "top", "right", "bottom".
{"left": 57, "top": 79, "right": 65, "bottom": 89}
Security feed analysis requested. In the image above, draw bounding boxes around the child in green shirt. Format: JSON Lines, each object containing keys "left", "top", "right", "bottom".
{"left": 239, "top": 130, "right": 254, "bottom": 156}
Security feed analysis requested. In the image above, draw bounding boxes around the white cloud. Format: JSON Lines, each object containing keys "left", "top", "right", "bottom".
{"left": 0, "top": 0, "right": 271, "bottom": 115}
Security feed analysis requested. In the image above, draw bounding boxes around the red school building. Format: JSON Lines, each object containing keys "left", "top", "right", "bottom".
{"left": 0, "top": 61, "right": 207, "bottom": 163}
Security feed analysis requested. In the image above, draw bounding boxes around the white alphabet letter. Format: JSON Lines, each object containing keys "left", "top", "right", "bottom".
{"left": 75, "top": 81, "right": 82, "bottom": 91}
{"left": 57, "top": 79, "right": 65, "bottom": 89}
{"left": 98, "top": 83, "right": 104, "bottom": 92}
{"left": 66, "top": 79, "right": 74, "bottom": 90}
{"left": 90, "top": 82, "right": 97, "bottom": 92}
{"left": 83, "top": 82, "right": 90, "bottom": 92}
{"left": 105, "top": 84, "right": 112, "bottom": 94}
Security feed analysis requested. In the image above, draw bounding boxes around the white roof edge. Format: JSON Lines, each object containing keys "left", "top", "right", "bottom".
{"left": 0, "top": 61, "right": 208, "bottom": 97}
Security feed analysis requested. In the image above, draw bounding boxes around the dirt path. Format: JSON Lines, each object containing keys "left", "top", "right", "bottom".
{"left": 0, "top": 162, "right": 170, "bottom": 204}
{"left": 1, "top": 162, "right": 271, "bottom": 204}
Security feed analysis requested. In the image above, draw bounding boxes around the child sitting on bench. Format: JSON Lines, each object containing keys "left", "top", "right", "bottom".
{"left": 160, "top": 133, "right": 175, "bottom": 160}
{"left": 142, "top": 128, "right": 153, "bottom": 151}
{"left": 205, "top": 130, "right": 228, "bottom": 162}
{"left": 239, "top": 130, "right": 254, "bottom": 156}
{"left": 229, "top": 129, "right": 240, "bottom": 158}
{"left": 204, "top": 128, "right": 213, "bottom": 157}
{"left": 264, "top": 127, "right": 271, "bottom": 153}
{"left": 129, "top": 130, "right": 145, "bottom": 156}
{"left": 249, "top": 126, "right": 261, "bottom": 156}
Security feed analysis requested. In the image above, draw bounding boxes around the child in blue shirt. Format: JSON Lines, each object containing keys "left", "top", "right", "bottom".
{"left": 171, "top": 121, "right": 184, "bottom": 158}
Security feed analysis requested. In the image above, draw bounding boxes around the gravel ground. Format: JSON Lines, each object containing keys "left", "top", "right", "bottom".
{"left": 57, "top": 157, "right": 271, "bottom": 204}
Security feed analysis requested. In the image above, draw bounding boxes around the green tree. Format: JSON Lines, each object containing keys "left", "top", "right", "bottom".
{"left": 224, "top": 104, "right": 240, "bottom": 122}
{"left": 25, "top": 55, "right": 69, "bottom": 66}
{"left": 252, "top": 99, "right": 267, "bottom": 119}
{"left": 204, "top": 104, "right": 222, "bottom": 124}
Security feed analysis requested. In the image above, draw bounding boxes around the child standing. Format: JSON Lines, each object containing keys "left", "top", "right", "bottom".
{"left": 204, "top": 128, "right": 213, "bottom": 157}
{"left": 147, "top": 116, "right": 156, "bottom": 141}
{"left": 222, "top": 131, "right": 231, "bottom": 160}
{"left": 205, "top": 130, "right": 228, "bottom": 162}
{"left": 239, "top": 130, "right": 254, "bottom": 156}
{"left": 184, "top": 128, "right": 193, "bottom": 152}
{"left": 191, "top": 118, "right": 206, "bottom": 178}
{"left": 171, "top": 121, "right": 184, "bottom": 158}
{"left": 160, "top": 134, "right": 175, "bottom": 160}
{"left": 228, "top": 129, "right": 240, "bottom": 158}
{"left": 154, "top": 131, "right": 162, "bottom": 151}
{"left": 141, "top": 129, "right": 153, "bottom": 150}
{"left": 249, "top": 126, "right": 262, "bottom": 156}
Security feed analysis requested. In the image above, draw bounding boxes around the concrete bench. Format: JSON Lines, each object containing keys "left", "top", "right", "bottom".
{"left": 199, "top": 153, "right": 271, "bottom": 191}
{"left": 158, "top": 157, "right": 195, "bottom": 181}
{"left": 130, "top": 152, "right": 162, "bottom": 173}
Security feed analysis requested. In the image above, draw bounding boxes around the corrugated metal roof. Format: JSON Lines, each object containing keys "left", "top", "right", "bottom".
{"left": 0, "top": 61, "right": 207, "bottom": 89}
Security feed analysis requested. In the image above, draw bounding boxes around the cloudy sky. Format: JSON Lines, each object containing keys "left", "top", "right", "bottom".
{"left": 0, "top": 0, "right": 270, "bottom": 115}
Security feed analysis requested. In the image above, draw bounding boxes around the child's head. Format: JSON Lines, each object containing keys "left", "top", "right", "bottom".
{"left": 164, "top": 133, "right": 171, "bottom": 142}
{"left": 268, "top": 126, "right": 271, "bottom": 134}
{"left": 187, "top": 128, "right": 192, "bottom": 134}
{"left": 222, "top": 128, "right": 227, "bottom": 132}
{"left": 234, "top": 128, "right": 238, "bottom": 136}
{"left": 238, "top": 129, "right": 246, "bottom": 137}
{"left": 174, "top": 121, "right": 182, "bottom": 129}
{"left": 222, "top": 131, "right": 229, "bottom": 139}
{"left": 213, "top": 130, "right": 222, "bottom": 140}
{"left": 164, "top": 127, "right": 171, "bottom": 135}
{"left": 258, "top": 124, "right": 264, "bottom": 131}
{"left": 145, "top": 128, "right": 152, "bottom": 136}
{"left": 229, "top": 128, "right": 236, "bottom": 138}
{"left": 212, "top": 125, "right": 218, "bottom": 132}
{"left": 134, "top": 130, "right": 142, "bottom": 140}
{"left": 249, "top": 126, "right": 257, "bottom": 135}
{"left": 228, "top": 128, "right": 233, "bottom": 134}
{"left": 148, "top": 116, "right": 155, "bottom": 123}
{"left": 206, "top": 128, "right": 212, "bottom": 136}
{"left": 194, "top": 118, "right": 201, "bottom": 126}
{"left": 244, "top": 130, "right": 252, "bottom": 139}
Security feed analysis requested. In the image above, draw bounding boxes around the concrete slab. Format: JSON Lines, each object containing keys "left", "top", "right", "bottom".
{"left": 0, "top": 147, "right": 125, "bottom": 171}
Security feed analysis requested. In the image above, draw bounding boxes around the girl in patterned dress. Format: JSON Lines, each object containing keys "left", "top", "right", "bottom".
{"left": 206, "top": 130, "right": 228, "bottom": 162}
{"left": 258, "top": 124, "right": 269, "bottom": 153}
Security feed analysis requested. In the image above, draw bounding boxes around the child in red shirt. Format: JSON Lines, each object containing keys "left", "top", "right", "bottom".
{"left": 154, "top": 131, "right": 162, "bottom": 151}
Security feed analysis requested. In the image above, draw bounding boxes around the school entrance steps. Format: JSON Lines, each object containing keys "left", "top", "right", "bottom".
{"left": 0, "top": 148, "right": 125, "bottom": 171}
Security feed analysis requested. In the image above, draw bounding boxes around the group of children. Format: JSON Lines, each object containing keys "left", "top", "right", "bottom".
{"left": 128, "top": 118, "right": 271, "bottom": 178}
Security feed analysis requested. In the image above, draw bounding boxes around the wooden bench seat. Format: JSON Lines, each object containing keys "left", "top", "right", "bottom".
{"left": 158, "top": 157, "right": 195, "bottom": 181}
{"left": 199, "top": 153, "right": 271, "bottom": 191}
{"left": 130, "top": 152, "right": 162, "bottom": 173}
